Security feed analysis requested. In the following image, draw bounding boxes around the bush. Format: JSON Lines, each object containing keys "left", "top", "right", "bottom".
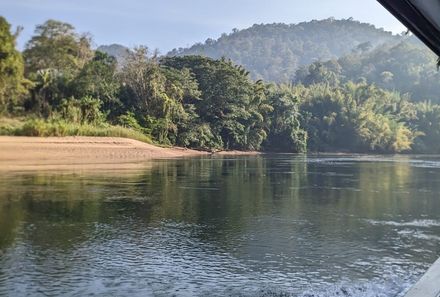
{"left": 0, "top": 117, "right": 152, "bottom": 143}
{"left": 117, "top": 112, "right": 143, "bottom": 131}
{"left": 0, "top": 117, "right": 24, "bottom": 135}
{"left": 19, "top": 118, "right": 49, "bottom": 136}
{"left": 177, "top": 123, "right": 223, "bottom": 151}
{"left": 59, "top": 96, "right": 106, "bottom": 125}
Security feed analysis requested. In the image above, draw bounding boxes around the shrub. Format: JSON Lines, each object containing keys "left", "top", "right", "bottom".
{"left": 0, "top": 117, "right": 152, "bottom": 143}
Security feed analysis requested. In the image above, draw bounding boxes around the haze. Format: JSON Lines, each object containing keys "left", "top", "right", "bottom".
{"left": 2, "top": 0, "right": 405, "bottom": 52}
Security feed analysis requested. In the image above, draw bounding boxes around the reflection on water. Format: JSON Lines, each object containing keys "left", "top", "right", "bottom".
{"left": 1, "top": 155, "right": 440, "bottom": 296}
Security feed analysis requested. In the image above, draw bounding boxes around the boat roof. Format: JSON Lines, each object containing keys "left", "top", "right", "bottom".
{"left": 377, "top": 0, "right": 440, "bottom": 56}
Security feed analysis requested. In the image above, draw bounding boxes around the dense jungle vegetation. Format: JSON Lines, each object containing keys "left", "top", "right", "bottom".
{"left": 168, "top": 18, "right": 401, "bottom": 82}
{"left": 2, "top": 16, "right": 440, "bottom": 153}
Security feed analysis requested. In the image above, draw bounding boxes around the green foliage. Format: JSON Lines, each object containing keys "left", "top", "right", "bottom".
{"left": 59, "top": 96, "right": 106, "bottom": 125}
{"left": 23, "top": 20, "right": 93, "bottom": 76}
{"left": 300, "top": 84, "right": 358, "bottom": 151}
{"left": 117, "top": 112, "right": 143, "bottom": 131}
{"left": 26, "top": 68, "right": 69, "bottom": 117}
{"left": 70, "top": 51, "right": 121, "bottom": 116}
{"left": 295, "top": 40, "right": 440, "bottom": 103}
{"left": 0, "top": 17, "right": 29, "bottom": 114}
{"left": 295, "top": 61, "right": 341, "bottom": 87}
{"left": 358, "top": 113, "right": 416, "bottom": 153}
{"left": 22, "top": 20, "right": 95, "bottom": 117}
{"left": 299, "top": 82, "right": 418, "bottom": 153}
{"left": 118, "top": 47, "right": 200, "bottom": 145}
{"left": 4, "top": 16, "right": 440, "bottom": 154}
{"left": 19, "top": 118, "right": 67, "bottom": 136}
{"left": 0, "top": 116, "right": 151, "bottom": 142}
{"left": 119, "top": 47, "right": 168, "bottom": 117}
{"left": 263, "top": 84, "right": 306, "bottom": 152}
{"left": 177, "top": 123, "right": 223, "bottom": 151}
{"left": 162, "top": 56, "right": 272, "bottom": 150}
{"left": 409, "top": 102, "right": 440, "bottom": 153}
{"left": 169, "top": 18, "right": 399, "bottom": 82}
{"left": 0, "top": 117, "right": 23, "bottom": 134}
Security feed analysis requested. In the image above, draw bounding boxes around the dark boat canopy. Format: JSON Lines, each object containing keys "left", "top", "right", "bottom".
{"left": 378, "top": 0, "right": 440, "bottom": 56}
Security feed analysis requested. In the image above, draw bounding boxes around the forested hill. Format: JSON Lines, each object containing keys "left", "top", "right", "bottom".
{"left": 167, "top": 18, "right": 402, "bottom": 82}
{"left": 294, "top": 38, "right": 440, "bottom": 102}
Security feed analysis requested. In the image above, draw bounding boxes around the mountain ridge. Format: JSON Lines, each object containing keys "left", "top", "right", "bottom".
{"left": 167, "top": 18, "right": 404, "bottom": 81}
{"left": 98, "top": 18, "right": 404, "bottom": 82}
{"left": 97, "top": 18, "right": 439, "bottom": 102}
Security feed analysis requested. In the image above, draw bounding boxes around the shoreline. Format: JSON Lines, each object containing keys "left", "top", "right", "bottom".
{"left": 0, "top": 136, "right": 260, "bottom": 172}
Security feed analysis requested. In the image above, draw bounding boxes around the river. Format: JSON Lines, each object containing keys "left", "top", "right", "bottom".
{"left": 1, "top": 155, "right": 440, "bottom": 296}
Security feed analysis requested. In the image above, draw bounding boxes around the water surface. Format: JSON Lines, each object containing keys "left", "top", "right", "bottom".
{"left": 1, "top": 155, "right": 440, "bottom": 296}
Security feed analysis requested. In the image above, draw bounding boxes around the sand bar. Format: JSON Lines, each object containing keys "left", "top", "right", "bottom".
{"left": 0, "top": 136, "right": 261, "bottom": 171}
{"left": 0, "top": 136, "right": 210, "bottom": 171}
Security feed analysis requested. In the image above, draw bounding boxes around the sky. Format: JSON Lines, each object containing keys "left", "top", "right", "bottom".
{"left": 1, "top": 0, "right": 406, "bottom": 53}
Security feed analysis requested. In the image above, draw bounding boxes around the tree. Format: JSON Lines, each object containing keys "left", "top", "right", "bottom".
{"left": 0, "top": 16, "right": 28, "bottom": 113}
{"left": 299, "top": 82, "right": 418, "bottom": 153}
{"left": 162, "top": 56, "right": 268, "bottom": 150}
{"left": 25, "top": 68, "right": 70, "bottom": 117}
{"left": 4, "top": 17, "right": 438, "bottom": 154}
{"left": 294, "top": 61, "right": 341, "bottom": 87}
{"left": 410, "top": 102, "right": 440, "bottom": 153}
{"left": 119, "top": 47, "right": 201, "bottom": 145}
{"left": 23, "top": 20, "right": 93, "bottom": 76}
{"left": 263, "top": 84, "right": 307, "bottom": 152}
{"left": 70, "top": 51, "right": 121, "bottom": 117}
{"left": 299, "top": 83, "right": 358, "bottom": 151}
{"left": 119, "top": 47, "right": 167, "bottom": 116}
{"left": 60, "top": 96, "right": 105, "bottom": 125}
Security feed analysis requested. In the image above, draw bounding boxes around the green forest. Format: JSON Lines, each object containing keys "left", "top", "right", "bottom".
{"left": 169, "top": 18, "right": 401, "bottom": 82}
{"left": 2, "top": 16, "right": 440, "bottom": 153}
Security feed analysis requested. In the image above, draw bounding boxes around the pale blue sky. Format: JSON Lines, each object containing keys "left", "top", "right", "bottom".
{"left": 1, "top": 0, "right": 405, "bottom": 53}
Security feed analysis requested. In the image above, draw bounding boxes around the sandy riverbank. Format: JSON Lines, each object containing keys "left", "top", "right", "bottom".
{"left": 0, "top": 136, "right": 259, "bottom": 171}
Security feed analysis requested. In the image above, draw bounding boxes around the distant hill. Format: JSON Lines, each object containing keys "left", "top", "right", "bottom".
{"left": 97, "top": 44, "right": 130, "bottom": 66}
{"left": 167, "top": 18, "right": 403, "bottom": 82}
{"left": 294, "top": 37, "right": 440, "bottom": 102}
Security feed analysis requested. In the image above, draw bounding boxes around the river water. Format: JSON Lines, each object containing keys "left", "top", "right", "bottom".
{"left": 1, "top": 155, "right": 440, "bottom": 296}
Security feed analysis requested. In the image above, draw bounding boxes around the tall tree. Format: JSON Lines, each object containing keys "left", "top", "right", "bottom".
{"left": 119, "top": 47, "right": 201, "bottom": 144}
{"left": 0, "top": 16, "right": 28, "bottom": 113}
{"left": 163, "top": 56, "right": 268, "bottom": 150}
{"left": 23, "top": 20, "right": 93, "bottom": 76}
{"left": 263, "top": 84, "right": 307, "bottom": 152}
{"left": 70, "top": 51, "right": 121, "bottom": 117}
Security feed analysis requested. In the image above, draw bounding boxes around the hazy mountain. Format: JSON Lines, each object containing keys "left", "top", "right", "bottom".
{"left": 168, "top": 18, "right": 403, "bottom": 82}
{"left": 97, "top": 44, "right": 130, "bottom": 66}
